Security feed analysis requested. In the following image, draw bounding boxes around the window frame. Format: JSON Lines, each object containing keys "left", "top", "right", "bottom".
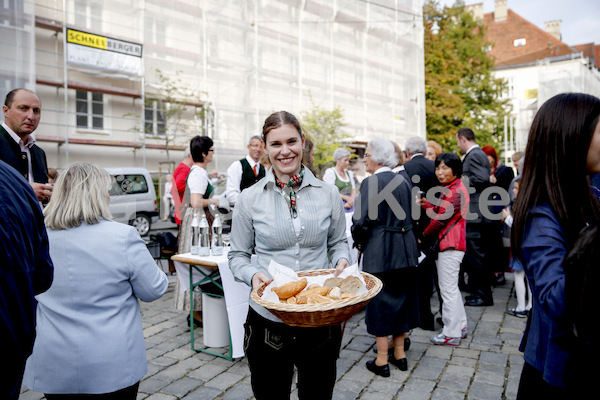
{"left": 76, "top": 90, "right": 105, "bottom": 131}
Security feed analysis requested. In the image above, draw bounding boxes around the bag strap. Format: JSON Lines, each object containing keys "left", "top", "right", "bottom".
{"left": 438, "top": 216, "right": 461, "bottom": 242}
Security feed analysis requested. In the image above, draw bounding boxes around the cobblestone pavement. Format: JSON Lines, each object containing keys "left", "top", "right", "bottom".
{"left": 21, "top": 273, "right": 527, "bottom": 400}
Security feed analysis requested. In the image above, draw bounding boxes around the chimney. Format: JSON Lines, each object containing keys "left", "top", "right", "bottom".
{"left": 466, "top": 2, "right": 484, "bottom": 22}
{"left": 544, "top": 20, "right": 562, "bottom": 41}
{"left": 494, "top": 0, "right": 507, "bottom": 23}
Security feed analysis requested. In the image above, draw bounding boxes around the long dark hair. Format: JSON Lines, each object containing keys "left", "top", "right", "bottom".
{"left": 511, "top": 93, "right": 600, "bottom": 256}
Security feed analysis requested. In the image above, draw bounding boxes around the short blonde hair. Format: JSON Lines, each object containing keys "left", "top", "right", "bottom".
{"left": 44, "top": 163, "right": 112, "bottom": 230}
{"left": 427, "top": 140, "right": 442, "bottom": 157}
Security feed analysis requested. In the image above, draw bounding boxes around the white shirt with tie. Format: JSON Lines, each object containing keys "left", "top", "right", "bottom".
{"left": 225, "top": 155, "right": 261, "bottom": 205}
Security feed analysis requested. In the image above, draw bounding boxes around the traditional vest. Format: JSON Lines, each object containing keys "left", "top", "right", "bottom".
{"left": 240, "top": 158, "right": 265, "bottom": 191}
{"left": 334, "top": 169, "right": 353, "bottom": 196}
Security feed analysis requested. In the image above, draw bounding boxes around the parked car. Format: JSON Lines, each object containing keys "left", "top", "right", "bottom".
{"left": 106, "top": 167, "right": 159, "bottom": 236}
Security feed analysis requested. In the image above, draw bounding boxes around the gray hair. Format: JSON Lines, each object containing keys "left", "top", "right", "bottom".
{"left": 333, "top": 147, "right": 351, "bottom": 162}
{"left": 44, "top": 163, "right": 112, "bottom": 230}
{"left": 405, "top": 137, "right": 427, "bottom": 155}
{"left": 368, "top": 138, "right": 398, "bottom": 168}
{"left": 249, "top": 135, "right": 261, "bottom": 145}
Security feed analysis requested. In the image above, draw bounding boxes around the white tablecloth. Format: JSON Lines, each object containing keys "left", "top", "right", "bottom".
{"left": 173, "top": 249, "right": 255, "bottom": 358}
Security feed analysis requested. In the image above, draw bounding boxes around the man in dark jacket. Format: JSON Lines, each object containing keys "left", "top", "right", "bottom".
{"left": 0, "top": 160, "right": 54, "bottom": 399}
{"left": 456, "top": 127, "right": 493, "bottom": 306}
{"left": 404, "top": 137, "right": 439, "bottom": 330}
{"left": 0, "top": 89, "right": 52, "bottom": 202}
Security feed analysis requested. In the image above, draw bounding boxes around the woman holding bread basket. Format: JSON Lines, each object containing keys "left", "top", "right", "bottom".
{"left": 228, "top": 111, "right": 350, "bottom": 400}
{"left": 352, "top": 138, "right": 420, "bottom": 377}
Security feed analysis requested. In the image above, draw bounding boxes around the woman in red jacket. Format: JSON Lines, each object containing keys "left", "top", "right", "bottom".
{"left": 418, "top": 153, "right": 470, "bottom": 346}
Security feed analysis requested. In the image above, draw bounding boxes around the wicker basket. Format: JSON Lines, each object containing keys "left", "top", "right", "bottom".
{"left": 251, "top": 269, "right": 383, "bottom": 327}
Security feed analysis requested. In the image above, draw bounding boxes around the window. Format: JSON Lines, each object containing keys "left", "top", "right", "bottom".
{"left": 513, "top": 38, "right": 526, "bottom": 47}
{"left": 74, "top": 0, "right": 103, "bottom": 31}
{"left": 145, "top": 17, "right": 166, "bottom": 46}
{"left": 145, "top": 100, "right": 167, "bottom": 137}
{"left": 76, "top": 90, "right": 104, "bottom": 130}
{"left": 109, "top": 174, "right": 149, "bottom": 195}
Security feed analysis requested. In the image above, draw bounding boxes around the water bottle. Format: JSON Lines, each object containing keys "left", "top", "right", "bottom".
{"left": 190, "top": 211, "right": 200, "bottom": 255}
{"left": 198, "top": 213, "right": 210, "bottom": 256}
{"left": 211, "top": 214, "right": 223, "bottom": 256}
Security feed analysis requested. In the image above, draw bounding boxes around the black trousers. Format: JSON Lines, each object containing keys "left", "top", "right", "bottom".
{"left": 462, "top": 222, "right": 493, "bottom": 302}
{"left": 516, "top": 363, "right": 567, "bottom": 400}
{"left": 45, "top": 382, "right": 139, "bottom": 400}
{"left": 244, "top": 308, "right": 342, "bottom": 400}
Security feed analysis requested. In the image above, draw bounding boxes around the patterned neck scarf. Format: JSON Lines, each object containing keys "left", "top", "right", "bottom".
{"left": 274, "top": 166, "right": 304, "bottom": 218}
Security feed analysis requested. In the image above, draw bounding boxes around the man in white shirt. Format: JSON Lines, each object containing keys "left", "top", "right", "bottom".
{"left": 0, "top": 89, "right": 53, "bottom": 202}
{"left": 225, "top": 135, "right": 265, "bottom": 205}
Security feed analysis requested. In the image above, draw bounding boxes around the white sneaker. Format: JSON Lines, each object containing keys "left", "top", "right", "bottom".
{"left": 461, "top": 327, "right": 468, "bottom": 338}
{"left": 431, "top": 333, "right": 461, "bottom": 346}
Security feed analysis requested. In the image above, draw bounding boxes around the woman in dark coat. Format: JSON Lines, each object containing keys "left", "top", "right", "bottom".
{"left": 511, "top": 93, "right": 600, "bottom": 398}
{"left": 482, "top": 145, "right": 514, "bottom": 285}
{"left": 352, "top": 138, "right": 420, "bottom": 377}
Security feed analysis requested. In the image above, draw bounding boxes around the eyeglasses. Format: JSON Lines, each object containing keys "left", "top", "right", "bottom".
{"left": 364, "top": 153, "right": 371, "bottom": 158}
{"left": 208, "top": 149, "right": 215, "bottom": 152}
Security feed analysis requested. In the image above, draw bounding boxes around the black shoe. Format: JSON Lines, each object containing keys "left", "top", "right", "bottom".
{"left": 187, "top": 314, "right": 203, "bottom": 327}
{"left": 366, "top": 359, "right": 390, "bottom": 377}
{"left": 388, "top": 356, "right": 408, "bottom": 371}
{"left": 465, "top": 297, "right": 493, "bottom": 307}
{"left": 404, "top": 337, "right": 411, "bottom": 351}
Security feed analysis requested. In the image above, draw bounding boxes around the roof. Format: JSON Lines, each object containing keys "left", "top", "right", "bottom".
{"left": 484, "top": 9, "right": 578, "bottom": 67}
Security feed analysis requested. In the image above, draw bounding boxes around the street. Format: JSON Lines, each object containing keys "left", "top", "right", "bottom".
{"left": 21, "top": 270, "right": 527, "bottom": 400}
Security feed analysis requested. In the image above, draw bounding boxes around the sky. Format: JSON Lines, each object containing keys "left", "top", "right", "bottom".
{"left": 439, "top": 0, "right": 600, "bottom": 46}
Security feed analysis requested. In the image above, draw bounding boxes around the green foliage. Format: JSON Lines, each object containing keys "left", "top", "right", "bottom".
{"left": 300, "top": 99, "right": 350, "bottom": 175}
{"left": 424, "top": 0, "right": 512, "bottom": 153}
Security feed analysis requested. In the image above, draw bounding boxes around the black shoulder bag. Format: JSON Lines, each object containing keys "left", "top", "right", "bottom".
{"left": 423, "top": 216, "right": 461, "bottom": 262}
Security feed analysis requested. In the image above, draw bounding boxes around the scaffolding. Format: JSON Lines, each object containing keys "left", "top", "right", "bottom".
{"left": 9, "top": 0, "right": 426, "bottom": 171}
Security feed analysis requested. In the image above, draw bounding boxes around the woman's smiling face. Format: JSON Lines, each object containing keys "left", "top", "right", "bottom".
{"left": 264, "top": 124, "right": 305, "bottom": 181}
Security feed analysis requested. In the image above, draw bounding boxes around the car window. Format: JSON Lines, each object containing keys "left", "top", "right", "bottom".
{"left": 109, "top": 174, "right": 149, "bottom": 195}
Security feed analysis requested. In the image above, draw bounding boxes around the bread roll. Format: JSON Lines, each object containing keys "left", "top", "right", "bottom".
{"left": 306, "top": 294, "right": 333, "bottom": 304}
{"left": 272, "top": 278, "right": 308, "bottom": 300}
{"left": 297, "top": 286, "right": 329, "bottom": 299}
{"left": 340, "top": 292, "right": 354, "bottom": 299}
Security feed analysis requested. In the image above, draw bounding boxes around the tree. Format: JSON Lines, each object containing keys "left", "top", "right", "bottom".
{"left": 300, "top": 99, "right": 350, "bottom": 175}
{"left": 144, "top": 69, "right": 212, "bottom": 161}
{"left": 424, "top": 0, "right": 511, "bottom": 152}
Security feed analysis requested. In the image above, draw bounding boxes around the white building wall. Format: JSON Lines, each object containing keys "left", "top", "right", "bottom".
{"left": 494, "top": 55, "right": 600, "bottom": 159}
{"left": 17, "top": 0, "right": 426, "bottom": 174}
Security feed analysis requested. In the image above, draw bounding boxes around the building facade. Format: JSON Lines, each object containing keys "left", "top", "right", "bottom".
{"left": 468, "top": 0, "right": 600, "bottom": 160}
{"left": 4, "top": 0, "right": 426, "bottom": 174}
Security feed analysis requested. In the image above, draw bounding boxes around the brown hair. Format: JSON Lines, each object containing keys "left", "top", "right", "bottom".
{"left": 262, "top": 111, "right": 303, "bottom": 142}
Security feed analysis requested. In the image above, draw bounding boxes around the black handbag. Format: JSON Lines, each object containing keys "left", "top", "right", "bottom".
{"left": 423, "top": 217, "right": 461, "bottom": 261}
